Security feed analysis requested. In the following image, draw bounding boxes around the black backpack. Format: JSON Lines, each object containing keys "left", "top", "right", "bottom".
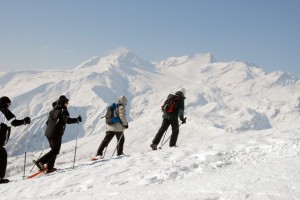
{"left": 46, "top": 108, "right": 62, "bottom": 126}
{"left": 105, "top": 103, "right": 121, "bottom": 125}
{"left": 162, "top": 94, "right": 180, "bottom": 113}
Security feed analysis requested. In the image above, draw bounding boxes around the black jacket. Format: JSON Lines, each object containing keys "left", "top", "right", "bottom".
{"left": 0, "top": 106, "right": 25, "bottom": 147}
{"left": 162, "top": 91, "right": 185, "bottom": 121}
{"left": 44, "top": 100, "right": 78, "bottom": 138}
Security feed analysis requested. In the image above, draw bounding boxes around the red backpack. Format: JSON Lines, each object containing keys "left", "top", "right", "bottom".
{"left": 162, "top": 94, "right": 180, "bottom": 113}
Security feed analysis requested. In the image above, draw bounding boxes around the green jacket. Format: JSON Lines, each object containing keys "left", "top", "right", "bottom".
{"left": 162, "top": 91, "right": 185, "bottom": 120}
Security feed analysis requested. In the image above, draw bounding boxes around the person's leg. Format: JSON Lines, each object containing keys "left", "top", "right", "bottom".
{"left": 96, "top": 132, "right": 115, "bottom": 156}
{"left": 0, "top": 147, "right": 7, "bottom": 179}
{"left": 115, "top": 132, "right": 125, "bottom": 156}
{"left": 46, "top": 137, "right": 62, "bottom": 170}
{"left": 37, "top": 136, "right": 61, "bottom": 170}
{"left": 152, "top": 119, "right": 171, "bottom": 145}
{"left": 169, "top": 119, "right": 179, "bottom": 147}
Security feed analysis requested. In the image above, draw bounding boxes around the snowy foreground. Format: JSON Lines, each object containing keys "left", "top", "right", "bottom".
{"left": 1, "top": 126, "right": 300, "bottom": 200}
{"left": 1, "top": 49, "right": 300, "bottom": 199}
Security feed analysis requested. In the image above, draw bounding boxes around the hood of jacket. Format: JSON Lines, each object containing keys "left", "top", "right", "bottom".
{"left": 175, "top": 91, "right": 186, "bottom": 99}
{"left": 118, "top": 96, "right": 128, "bottom": 106}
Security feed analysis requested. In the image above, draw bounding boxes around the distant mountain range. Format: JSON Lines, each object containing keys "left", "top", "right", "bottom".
{"left": 1, "top": 48, "right": 299, "bottom": 156}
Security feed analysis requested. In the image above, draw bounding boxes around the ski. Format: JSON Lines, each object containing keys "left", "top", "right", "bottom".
{"left": 111, "top": 154, "right": 129, "bottom": 159}
{"left": 44, "top": 168, "right": 63, "bottom": 176}
{"left": 89, "top": 157, "right": 109, "bottom": 165}
{"left": 27, "top": 169, "right": 47, "bottom": 179}
{"left": 89, "top": 154, "right": 129, "bottom": 165}
{"left": 90, "top": 156, "right": 104, "bottom": 161}
{"left": 27, "top": 168, "right": 63, "bottom": 179}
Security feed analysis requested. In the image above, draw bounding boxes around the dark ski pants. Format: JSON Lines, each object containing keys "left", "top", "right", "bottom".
{"left": 97, "top": 131, "right": 125, "bottom": 156}
{"left": 37, "top": 136, "right": 62, "bottom": 170}
{"left": 0, "top": 147, "right": 7, "bottom": 178}
{"left": 152, "top": 118, "right": 179, "bottom": 147}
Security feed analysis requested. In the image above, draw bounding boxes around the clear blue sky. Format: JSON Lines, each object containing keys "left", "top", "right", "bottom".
{"left": 1, "top": 0, "right": 299, "bottom": 78}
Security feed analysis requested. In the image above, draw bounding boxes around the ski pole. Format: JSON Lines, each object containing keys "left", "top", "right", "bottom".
{"left": 22, "top": 126, "right": 29, "bottom": 179}
{"left": 72, "top": 122, "right": 80, "bottom": 169}
{"left": 30, "top": 151, "right": 43, "bottom": 173}
{"left": 160, "top": 135, "right": 171, "bottom": 148}
{"left": 30, "top": 136, "right": 47, "bottom": 173}
{"left": 103, "top": 146, "right": 107, "bottom": 158}
{"left": 23, "top": 148, "right": 27, "bottom": 179}
{"left": 160, "top": 122, "right": 183, "bottom": 149}
{"left": 159, "top": 130, "right": 168, "bottom": 149}
{"left": 22, "top": 129, "right": 27, "bottom": 179}
{"left": 23, "top": 151, "right": 26, "bottom": 179}
{"left": 111, "top": 132, "right": 124, "bottom": 158}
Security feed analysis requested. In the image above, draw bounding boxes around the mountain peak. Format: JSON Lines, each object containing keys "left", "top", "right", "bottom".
{"left": 75, "top": 48, "right": 155, "bottom": 71}
{"left": 266, "top": 71, "right": 299, "bottom": 87}
{"left": 153, "top": 52, "right": 215, "bottom": 70}
{"left": 106, "top": 47, "right": 132, "bottom": 58}
{"left": 74, "top": 56, "right": 101, "bottom": 70}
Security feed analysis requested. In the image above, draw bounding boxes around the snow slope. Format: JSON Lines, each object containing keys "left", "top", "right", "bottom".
{"left": 0, "top": 48, "right": 299, "bottom": 199}
{"left": 2, "top": 127, "right": 300, "bottom": 200}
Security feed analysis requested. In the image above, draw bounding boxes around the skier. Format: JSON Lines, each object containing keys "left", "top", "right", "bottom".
{"left": 150, "top": 88, "right": 186, "bottom": 150}
{"left": 34, "top": 95, "right": 82, "bottom": 173}
{"left": 0, "top": 96, "right": 31, "bottom": 184}
{"left": 92, "top": 96, "right": 129, "bottom": 160}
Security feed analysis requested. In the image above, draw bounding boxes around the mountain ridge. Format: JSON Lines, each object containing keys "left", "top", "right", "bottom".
{"left": 0, "top": 49, "right": 299, "bottom": 157}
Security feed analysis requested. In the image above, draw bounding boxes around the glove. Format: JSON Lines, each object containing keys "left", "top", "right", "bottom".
{"left": 123, "top": 124, "right": 129, "bottom": 129}
{"left": 77, "top": 115, "right": 82, "bottom": 123}
{"left": 180, "top": 117, "right": 187, "bottom": 124}
{"left": 24, "top": 117, "right": 31, "bottom": 125}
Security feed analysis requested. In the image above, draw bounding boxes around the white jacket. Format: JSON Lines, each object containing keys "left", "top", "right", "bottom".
{"left": 0, "top": 112, "right": 11, "bottom": 126}
{"left": 106, "top": 96, "right": 128, "bottom": 132}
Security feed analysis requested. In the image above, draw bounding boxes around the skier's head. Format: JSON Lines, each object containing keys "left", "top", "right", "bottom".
{"left": 58, "top": 95, "right": 69, "bottom": 105}
{"left": 0, "top": 96, "right": 12, "bottom": 108}
{"left": 175, "top": 88, "right": 186, "bottom": 98}
{"left": 118, "top": 96, "right": 128, "bottom": 106}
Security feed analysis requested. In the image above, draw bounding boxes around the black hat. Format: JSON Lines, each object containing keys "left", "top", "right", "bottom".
{"left": 0, "top": 96, "right": 11, "bottom": 105}
{"left": 59, "top": 95, "right": 69, "bottom": 104}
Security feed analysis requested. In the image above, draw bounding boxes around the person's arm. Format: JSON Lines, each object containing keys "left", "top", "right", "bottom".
{"left": 62, "top": 110, "right": 81, "bottom": 124}
{"left": 178, "top": 99, "right": 186, "bottom": 124}
{"left": 118, "top": 105, "right": 128, "bottom": 127}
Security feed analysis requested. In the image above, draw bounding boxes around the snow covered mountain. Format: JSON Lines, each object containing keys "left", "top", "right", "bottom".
{"left": 0, "top": 48, "right": 299, "bottom": 157}
{"left": 0, "top": 48, "right": 300, "bottom": 199}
